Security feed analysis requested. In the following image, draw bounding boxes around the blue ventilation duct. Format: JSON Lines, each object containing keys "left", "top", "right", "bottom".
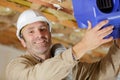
{"left": 72, "top": 0, "right": 120, "bottom": 38}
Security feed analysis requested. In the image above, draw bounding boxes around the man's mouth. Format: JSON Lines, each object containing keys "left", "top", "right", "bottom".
{"left": 34, "top": 39, "right": 47, "bottom": 44}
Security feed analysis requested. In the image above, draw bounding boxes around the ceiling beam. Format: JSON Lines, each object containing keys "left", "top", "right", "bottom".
{"left": 28, "top": 0, "right": 73, "bottom": 15}
{"left": 0, "top": 0, "right": 28, "bottom": 12}
{"left": 43, "top": 13, "right": 78, "bottom": 28}
{"left": 0, "top": 0, "right": 77, "bottom": 28}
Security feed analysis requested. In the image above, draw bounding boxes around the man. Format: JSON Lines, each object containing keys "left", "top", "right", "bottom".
{"left": 6, "top": 9, "right": 120, "bottom": 80}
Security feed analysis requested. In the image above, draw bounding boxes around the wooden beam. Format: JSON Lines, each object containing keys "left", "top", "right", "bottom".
{"left": 0, "top": 0, "right": 77, "bottom": 28}
{"left": 43, "top": 13, "right": 78, "bottom": 28}
{"left": 60, "top": 20, "right": 78, "bottom": 28}
{"left": 28, "top": 0, "right": 73, "bottom": 15}
{"left": 0, "top": 0, "right": 28, "bottom": 12}
{"left": 8, "top": 0, "right": 31, "bottom": 7}
{"left": 42, "top": 13, "right": 59, "bottom": 22}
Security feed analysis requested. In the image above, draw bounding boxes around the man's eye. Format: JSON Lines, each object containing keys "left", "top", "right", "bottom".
{"left": 41, "top": 28, "right": 46, "bottom": 31}
{"left": 40, "top": 27, "right": 47, "bottom": 31}
{"left": 29, "top": 30, "right": 34, "bottom": 33}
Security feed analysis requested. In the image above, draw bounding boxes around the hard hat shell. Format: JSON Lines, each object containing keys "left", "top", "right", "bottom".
{"left": 16, "top": 9, "right": 51, "bottom": 39}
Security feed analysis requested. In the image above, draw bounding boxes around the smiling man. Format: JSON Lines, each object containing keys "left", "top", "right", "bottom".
{"left": 20, "top": 21, "right": 52, "bottom": 61}
{"left": 6, "top": 9, "right": 120, "bottom": 80}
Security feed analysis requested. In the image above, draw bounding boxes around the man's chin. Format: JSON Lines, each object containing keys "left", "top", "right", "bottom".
{"left": 36, "top": 42, "right": 50, "bottom": 47}
{"left": 36, "top": 47, "right": 49, "bottom": 53}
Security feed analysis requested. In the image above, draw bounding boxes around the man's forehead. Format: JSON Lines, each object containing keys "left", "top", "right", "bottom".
{"left": 25, "top": 21, "right": 48, "bottom": 28}
{"left": 21, "top": 21, "right": 48, "bottom": 31}
{"left": 28, "top": 21, "right": 48, "bottom": 26}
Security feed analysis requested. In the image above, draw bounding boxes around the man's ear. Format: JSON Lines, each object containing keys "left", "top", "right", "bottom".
{"left": 19, "top": 38, "right": 26, "bottom": 48}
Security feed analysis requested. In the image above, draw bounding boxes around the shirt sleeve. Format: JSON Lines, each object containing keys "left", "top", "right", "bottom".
{"left": 73, "top": 43, "right": 120, "bottom": 80}
{"left": 97, "top": 43, "right": 120, "bottom": 79}
{"left": 6, "top": 48, "right": 78, "bottom": 80}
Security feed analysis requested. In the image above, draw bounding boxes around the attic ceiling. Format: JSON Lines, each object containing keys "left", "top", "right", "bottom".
{"left": 0, "top": 0, "right": 112, "bottom": 62}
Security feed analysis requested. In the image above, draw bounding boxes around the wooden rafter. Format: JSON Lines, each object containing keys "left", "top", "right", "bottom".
{"left": 0, "top": 0, "right": 78, "bottom": 28}
{"left": 0, "top": 0, "right": 28, "bottom": 12}
{"left": 28, "top": 0, "right": 73, "bottom": 15}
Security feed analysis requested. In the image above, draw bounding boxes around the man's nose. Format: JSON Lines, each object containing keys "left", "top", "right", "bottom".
{"left": 35, "top": 30, "right": 43, "bottom": 37}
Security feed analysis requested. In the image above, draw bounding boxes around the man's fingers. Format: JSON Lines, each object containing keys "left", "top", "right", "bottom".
{"left": 87, "top": 20, "right": 92, "bottom": 30}
{"left": 100, "top": 30, "right": 113, "bottom": 39}
{"left": 101, "top": 37, "right": 113, "bottom": 44}
{"left": 97, "top": 25, "right": 114, "bottom": 37}
{"left": 93, "top": 20, "right": 109, "bottom": 31}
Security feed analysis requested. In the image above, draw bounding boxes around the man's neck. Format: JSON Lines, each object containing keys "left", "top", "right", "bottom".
{"left": 27, "top": 50, "right": 51, "bottom": 62}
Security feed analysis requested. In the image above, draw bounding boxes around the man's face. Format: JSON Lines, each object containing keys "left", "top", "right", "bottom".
{"left": 20, "top": 21, "right": 51, "bottom": 55}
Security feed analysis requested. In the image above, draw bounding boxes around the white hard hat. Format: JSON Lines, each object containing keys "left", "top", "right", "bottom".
{"left": 16, "top": 9, "right": 51, "bottom": 39}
